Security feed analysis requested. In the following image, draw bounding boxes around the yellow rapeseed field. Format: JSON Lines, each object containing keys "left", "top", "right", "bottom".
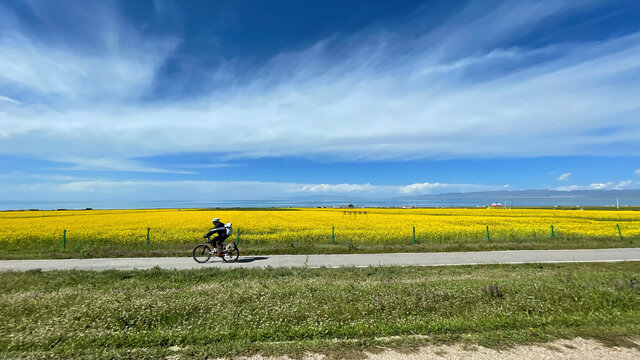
{"left": 1, "top": 208, "right": 638, "bottom": 249}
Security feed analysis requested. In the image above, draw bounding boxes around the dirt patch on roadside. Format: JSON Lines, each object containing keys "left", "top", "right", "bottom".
{"left": 241, "top": 337, "right": 640, "bottom": 360}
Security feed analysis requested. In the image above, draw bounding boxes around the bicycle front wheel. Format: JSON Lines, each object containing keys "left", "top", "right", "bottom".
{"left": 193, "top": 244, "right": 212, "bottom": 263}
{"left": 222, "top": 243, "right": 239, "bottom": 263}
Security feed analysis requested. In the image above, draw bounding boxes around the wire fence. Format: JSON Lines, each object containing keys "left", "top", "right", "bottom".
{"left": 52, "top": 223, "right": 633, "bottom": 248}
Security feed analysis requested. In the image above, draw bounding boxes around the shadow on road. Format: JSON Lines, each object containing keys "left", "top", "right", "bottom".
{"left": 235, "top": 256, "right": 269, "bottom": 263}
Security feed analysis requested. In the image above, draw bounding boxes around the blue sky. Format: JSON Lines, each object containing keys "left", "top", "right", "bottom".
{"left": 1, "top": 0, "right": 640, "bottom": 201}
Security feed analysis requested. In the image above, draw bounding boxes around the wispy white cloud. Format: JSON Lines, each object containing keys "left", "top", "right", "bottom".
{"left": 557, "top": 173, "right": 571, "bottom": 182}
{"left": 0, "top": 171, "right": 89, "bottom": 181}
{"left": 294, "top": 183, "right": 382, "bottom": 193}
{"left": 615, "top": 180, "right": 633, "bottom": 189}
{"left": 635, "top": 169, "right": 640, "bottom": 175}
{"left": 0, "top": 2, "right": 178, "bottom": 103}
{"left": 181, "top": 163, "right": 236, "bottom": 169}
{"left": 0, "top": 95, "right": 20, "bottom": 104}
{"left": 556, "top": 180, "right": 635, "bottom": 191}
{"left": 397, "top": 182, "right": 508, "bottom": 194}
{"left": 53, "top": 157, "right": 195, "bottom": 174}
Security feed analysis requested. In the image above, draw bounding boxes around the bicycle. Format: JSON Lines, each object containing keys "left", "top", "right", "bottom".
{"left": 192, "top": 241, "right": 240, "bottom": 263}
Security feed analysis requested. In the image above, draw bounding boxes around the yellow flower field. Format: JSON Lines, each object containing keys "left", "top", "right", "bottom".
{"left": 1, "top": 208, "right": 638, "bottom": 249}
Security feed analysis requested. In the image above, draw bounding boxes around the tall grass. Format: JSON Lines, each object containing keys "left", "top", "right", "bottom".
{"left": 1, "top": 263, "right": 639, "bottom": 358}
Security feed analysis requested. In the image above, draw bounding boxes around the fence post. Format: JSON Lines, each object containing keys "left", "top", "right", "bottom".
{"left": 146, "top": 227, "right": 150, "bottom": 245}
{"left": 62, "top": 229, "right": 66, "bottom": 249}
{"left": 236, "top": 227, "right": 240, "bottom": 245}
{"left": 486, "top": 226, "right": 490, "bottom": 242}
{"left": 551, "top": 225, "right": 555, "bottom": 238}
{"left": 412, "top": 226, "right": 416, "bottom": 244}
{"left": 616, "top": 224, "right": 623, "bottom": 241}
{"left": 331, "top": 226, "right": 335, "bottom": 244}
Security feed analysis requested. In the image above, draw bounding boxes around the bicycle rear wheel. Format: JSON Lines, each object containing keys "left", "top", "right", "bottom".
{"left": 222, "top": 243, "right": 239, "bottom": 263}
{"left": 193, "top": 244, "right": 212, "bottom": 263}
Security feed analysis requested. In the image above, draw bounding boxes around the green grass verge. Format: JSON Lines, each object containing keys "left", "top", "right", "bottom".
{"left": 1, "top": 236, "right": 637, "bottom": 260}
{"left": 1, "top": 263, "right": 639, "bottom": 359}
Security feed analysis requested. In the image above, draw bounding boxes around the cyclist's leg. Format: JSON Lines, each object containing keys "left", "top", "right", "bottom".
{"left": 215, "top": 237, "right": 224, "bottom": 255}
{"left": 216, "top": 234, "right": 229, "bottom": 255}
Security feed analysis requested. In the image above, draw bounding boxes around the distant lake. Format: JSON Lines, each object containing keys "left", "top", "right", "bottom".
{"left": 1, "top": 195, "right": 638, "bottom": 211}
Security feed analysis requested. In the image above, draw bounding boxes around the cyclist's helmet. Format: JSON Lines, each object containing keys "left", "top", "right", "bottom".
{"left": 212, "top": 217, "right": 220, "bottom": 223}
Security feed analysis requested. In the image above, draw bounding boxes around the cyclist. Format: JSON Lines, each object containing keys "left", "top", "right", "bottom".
{"left": 204, "top": 217, "right": 229, "bottom": 257}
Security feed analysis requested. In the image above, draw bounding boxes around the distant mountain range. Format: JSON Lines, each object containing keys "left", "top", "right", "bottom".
{"left": 289, "top": 189, "right": 640, "bottom": 201}
{"left": 397, "top": 189, "right": 640, "bottom": 202}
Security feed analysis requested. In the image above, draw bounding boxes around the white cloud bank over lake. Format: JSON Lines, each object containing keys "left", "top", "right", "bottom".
{"left": 4, "top": 179, "right": 508, "bottom": 200}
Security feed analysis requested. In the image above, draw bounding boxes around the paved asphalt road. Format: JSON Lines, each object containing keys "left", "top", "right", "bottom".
{"left": 1, "top": 248, "right": 639, "bottom": 272}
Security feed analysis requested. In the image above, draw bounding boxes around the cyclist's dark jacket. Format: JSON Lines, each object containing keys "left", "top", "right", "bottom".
{"left": 205, "top": 220, "right": 227, "bottom": 240}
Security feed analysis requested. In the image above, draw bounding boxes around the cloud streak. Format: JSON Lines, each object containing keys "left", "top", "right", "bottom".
{"left": 0, "top": 1, "right": 178, "bottom": 104}
{"left": 52, "top": 157, "right": 196, "bottom": 174}
{"left": 0, "top": 95, "right": 20, "bottom": 104}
